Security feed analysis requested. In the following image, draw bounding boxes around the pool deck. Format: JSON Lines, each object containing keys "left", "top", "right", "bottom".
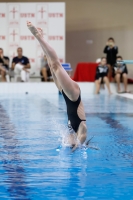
{"left": 0, "top": 82, "right": 132, "bottom": 99}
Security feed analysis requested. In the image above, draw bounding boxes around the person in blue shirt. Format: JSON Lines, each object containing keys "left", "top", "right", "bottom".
{"left": 12, "top": 47, "right": 31, "bottom": 82}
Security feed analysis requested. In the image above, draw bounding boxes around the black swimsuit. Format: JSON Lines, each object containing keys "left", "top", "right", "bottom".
{"left": 62, "top": 90, "right": 86, "bottom": 133}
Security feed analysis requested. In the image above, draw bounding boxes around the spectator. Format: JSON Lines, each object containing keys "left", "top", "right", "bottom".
{"left": 40, "top": 55, "right": 51, "bottom": 81}
{"left": 103, "top": 37, "right": 118, "bottom": 80}
{"left": 0, "top": 48, "right": 10, "bottom": 82}
{"left": 11, "top": 47, "right": 31, "bottom": 82}
{"left": 113, "top": 56, "right": 129, "bottom": 93}
{"left": 95, "top": 57, "right": 111, "bottom": 94}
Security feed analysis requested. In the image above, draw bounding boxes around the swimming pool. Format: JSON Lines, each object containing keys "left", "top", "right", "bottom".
{"left": 0, "top": 93, "right": 133, "bottom": 200}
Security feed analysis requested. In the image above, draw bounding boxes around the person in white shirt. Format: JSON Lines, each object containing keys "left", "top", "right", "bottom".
{"left": 95, "top": 57, "right": 111, "bottom": 94}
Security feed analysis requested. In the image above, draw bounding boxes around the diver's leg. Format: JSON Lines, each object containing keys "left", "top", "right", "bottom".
{"left": 27, "top": 22, "right": 79, "bottom": 101}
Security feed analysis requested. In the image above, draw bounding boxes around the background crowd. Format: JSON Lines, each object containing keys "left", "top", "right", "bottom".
{"left": 95, "top": 37, "right": 129, "bottom": 94}
{"left": 0, "top": 37, "right": 130, "bottom": 94}
{"left": 0, "top": 47, "right": 52, "bottom": 83}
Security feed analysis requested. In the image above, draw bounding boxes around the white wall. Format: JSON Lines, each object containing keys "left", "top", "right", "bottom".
{"left": 0, "top": 2, "right": 65, "bottom": 74}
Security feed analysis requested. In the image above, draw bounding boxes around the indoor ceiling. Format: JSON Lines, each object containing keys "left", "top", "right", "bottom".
{"left": 1, "top": 0, "right": 133, "bottom": 31}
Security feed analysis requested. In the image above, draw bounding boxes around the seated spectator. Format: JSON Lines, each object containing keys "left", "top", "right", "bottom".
{"left": 103, "top": 37, "right": 118, "bottom": 80}
{"left": 40, "top": 55, "right": 51, "bottom": 81}
{"left": 95, "top": 57, "right": 111, "bottom": 94}
{"left": 0, "top": 48, "right": 10, "bottom": 82}
{"left": 12, "top": 47, "right": 31, "bottom": 82}
{"left": 113, "top": 56, "right": 129, "bottom": 93}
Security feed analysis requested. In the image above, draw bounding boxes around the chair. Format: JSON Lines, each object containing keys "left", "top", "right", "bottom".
{"left": 61, "top": 63, "right": 72, "bottom": 76}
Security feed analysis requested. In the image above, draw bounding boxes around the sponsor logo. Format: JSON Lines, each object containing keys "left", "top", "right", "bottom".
{"left": 20, "top": 13, "right": 35, "bottom": 18}
{"left": 10, "top": 7, "right": 18, "bottom": 19}
{"left": 20, "top": 36, "right": 35, "bottom": 40}
{"left": 9, "top": 5, "right": 19, "bottom": 25}
{"left": 38, "top": 7, "right": 46, "bottom": 19}
{"left": 0, "top": 13, "right": 5, "bottom": 18}
{"left": 9, "top": 21, "right": 19, "bottom": 25}
{"left": 48, "top": 13, "right": 63, "bottom": 17}
{"left": 37, "top": 21, "right": 47, "bottom": 26}
{"left": 37, "top": 5, "right": 48, "bottom": 27}
{"left": 48, "top": 36, "right": 63, "bottom": 40}
{"left": 37, "top": 4, "right": 48, "bottom": 23}
{"left": 0, "top": 35, "right": 5, "bottom": 40}
{"left": 10, "top": 29, "right": 18, "bottom": 42}
{"left": 9, "top": 44, "right": 19, "bottom": 48}
{"left": 9, "top": 28, "right": 19, "bottom": 45}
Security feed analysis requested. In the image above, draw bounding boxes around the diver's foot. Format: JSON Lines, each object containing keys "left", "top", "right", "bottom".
{"left": 27, "top": 21, "right": 43, "bottom": 38}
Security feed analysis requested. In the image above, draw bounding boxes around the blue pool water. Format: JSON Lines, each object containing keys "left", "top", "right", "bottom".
{"left": 0, "top": 93, "right": 133, "bottom": 200}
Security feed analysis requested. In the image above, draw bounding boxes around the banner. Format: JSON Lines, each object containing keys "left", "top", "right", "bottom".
{"left": 0, "top": 2, "right": 65, "bottom": 75}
